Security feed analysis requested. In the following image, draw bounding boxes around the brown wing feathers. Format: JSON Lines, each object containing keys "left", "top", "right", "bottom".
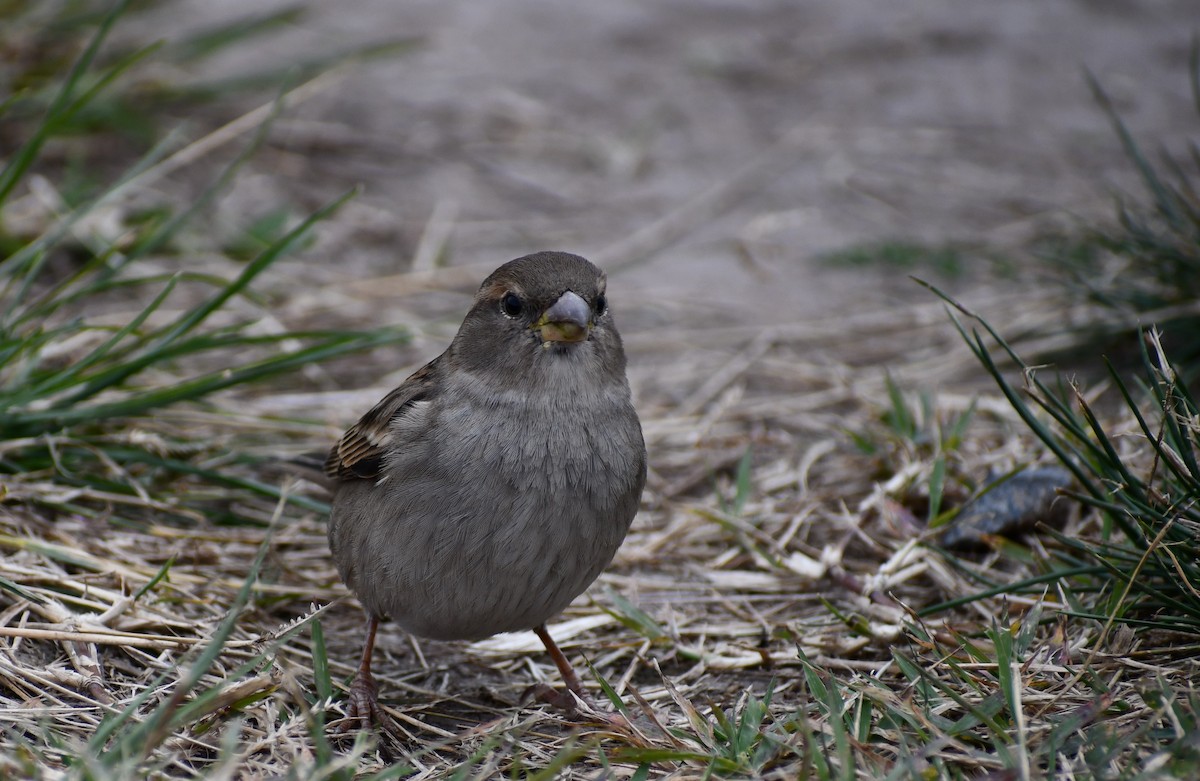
{"left": 323, "top": 362, "right": 437, "bottom": 482}
{"left": 324, "top": 419, "right": 393, "bottom": 480}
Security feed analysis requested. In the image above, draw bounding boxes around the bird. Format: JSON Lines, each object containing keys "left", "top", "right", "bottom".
{"left": 322, "top": 251, "right": 647, "bottom": 729}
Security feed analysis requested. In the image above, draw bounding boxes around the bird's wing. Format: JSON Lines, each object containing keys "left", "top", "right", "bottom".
{"left": 324, "top": 360, "right": 438, "bottom": 482}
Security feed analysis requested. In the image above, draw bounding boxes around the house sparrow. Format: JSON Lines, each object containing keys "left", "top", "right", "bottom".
{"left": 324, "top": 251, "right": 646, "bottom": 728}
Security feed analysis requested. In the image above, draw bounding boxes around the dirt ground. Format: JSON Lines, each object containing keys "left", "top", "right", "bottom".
{"left": 132, "top": 0, "right": 1198, "bottom": 332}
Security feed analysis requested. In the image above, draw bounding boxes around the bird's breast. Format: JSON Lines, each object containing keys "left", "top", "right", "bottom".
{"left": 331, "top": 360, "right": 645, "bottom": 639}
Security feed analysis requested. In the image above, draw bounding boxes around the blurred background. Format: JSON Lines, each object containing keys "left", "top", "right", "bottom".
{"left": 109, "top": 0, "right": 1200, "bottom": 328}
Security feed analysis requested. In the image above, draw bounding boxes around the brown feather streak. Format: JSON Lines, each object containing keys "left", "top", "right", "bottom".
{"left": 323, "top": 362, "right": 437, "bottom": 482}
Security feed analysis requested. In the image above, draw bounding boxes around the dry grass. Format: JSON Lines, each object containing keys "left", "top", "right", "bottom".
{"left": 4, "top": 270, "right": 1192, "bottom": 778}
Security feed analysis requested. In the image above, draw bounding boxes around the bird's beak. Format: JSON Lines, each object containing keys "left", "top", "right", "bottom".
{"left": 535, "top": 290, "right": 591, "bottom": 344}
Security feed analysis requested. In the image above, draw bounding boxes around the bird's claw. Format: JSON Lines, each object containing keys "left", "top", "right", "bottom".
{"left": 524, "top": 682, "right": 581, "bottom": 716}
{"left": 337, "top": 671, "right": 381, "bottom": 734}
{"left": 332, "top": 671, "right": 402, "bottom": 763}
{"left": 522, "top": 683, "right": 631, "bottom": 729}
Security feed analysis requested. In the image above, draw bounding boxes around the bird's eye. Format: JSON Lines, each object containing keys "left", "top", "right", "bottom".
{"left": 500, "top": 292, "right": 524, "bottom": 318}
{"left": 595, "top": 294, "right": 607, "bottom": 316}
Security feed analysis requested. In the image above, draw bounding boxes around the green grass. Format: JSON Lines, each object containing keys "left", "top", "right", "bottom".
{"left": 865, "top": 58, "right": 1200, "bottom": 772}
{"left": 819, "top": 240, "right": 972, "bottom": 278}
{"left": 897, "top": 283, "right": 1200, "bottom": 776}
{"left": 1033, "top": 52, "right": 1200, "bottom": 366}
{"left": 942, "top": 296, "right": 1200, "bottom": 635}
{"left": 0, "top": 0, "right": 410, "bottom": 526}
{"left": 0, "top": 9, "right": 418, "bottom": 771}
{"left": 847, "top": 373, "right": 976, "bottom": 527}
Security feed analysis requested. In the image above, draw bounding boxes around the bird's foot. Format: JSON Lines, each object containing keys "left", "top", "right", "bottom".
{"left": 523, "top": 683, "right": 631, "bottom": 729}
{"left": 332, "top": 671, "right": 402, "bottom": 763}
{"left": 337, "top": 670, "right": 381, "bottom": 734}
{"left": 524, "top": 682, "right": 580, "bottom": 715}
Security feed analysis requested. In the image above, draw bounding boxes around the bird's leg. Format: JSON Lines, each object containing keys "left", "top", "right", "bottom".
{"left": 342, "top": 615, "right": 381, "bottom": 732}
{"left": 534, "top": 623, "right": 585, "bottom": 696}
{"left": 530, "top": 623, "right": 590, "bottom": 712}
{"left": 527, "top": 624, "right": 630, "bottom": 729}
